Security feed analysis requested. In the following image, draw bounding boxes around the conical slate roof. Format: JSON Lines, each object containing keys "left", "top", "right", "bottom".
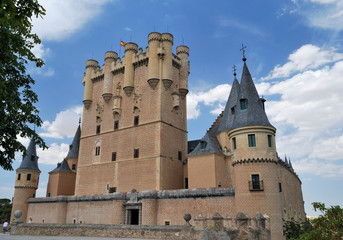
{"left": 49, "top": 159, "right": 74, "bottom": 174}
{"left": 230, "top": 62, "right": 274, "bottom": 130}
{"left": 17, "top": 139, "right": 40, "bottom": 171}
{"left": 217, "top": 76, "right": 240, "bottom": 132}
{"left": 65, "top": 125, "right": 81, "bottom": 159}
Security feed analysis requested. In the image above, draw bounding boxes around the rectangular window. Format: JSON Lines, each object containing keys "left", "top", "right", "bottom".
{"left": 200, "top": 141, "right": 206, "bottom": 149}
{"left": 95, "top": 146, "right": 101, "bottom": 156}
{"left": 134, "top": 148, "right": 139, "bottom": 158}
{"left": 17, "top": 173, "right": 21, "bottom": 180}
{"left": 279, "top": 182, "right": 282, "bottom": 192}
{"left": 165, "top": 221, "right": 170, "bottom": 225}
{"left": 240, "top": 99, "right": 247, "bottom": 110}
{"left": 184, "top": 178, "right": 188, "bottom": 189}
{"left": 109, "top": 187, "right": 117, "bottom": 193}
{"left": 31, "top": 155, "right": 35, "bottom": 161}
{"left": 248, "top": 134, "right": 256, "bottom": 147}
{"left": 114, "top": 120, "right": 119, "bottom": 130}
{"left": 134, "top": 116, "right": 139, "bottom": 126}
{"left": 232, "top": 137, "right": 237, "bottom": 150}
{"left": 112, "top": 152, "right": 117, "bottom": 161}
{"left": 72, "top": 164, "right": 76, "bottom": 170}
{"left": 251, "top": 174, "right": 262, "bottom": 190}
{"left": 268, "top": 135, "right": 272, "bottom": 147}
{"left": 96, "top": 125, "right": 101, "bottom": 134}
{"left": 47, "top": 192, "right": 51, "bottom": 197}
{"left": 32, "top": 193, "right": 35, "bottom": 198}
{"left": 178, "top": 151, "right": 182, "bottom": 160}
{"left": 27, "top": 173, "right": 31, "bottom": 181}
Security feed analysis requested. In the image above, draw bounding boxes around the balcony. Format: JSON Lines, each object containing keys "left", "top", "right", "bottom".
{"left": 249, "top": 181, "right": 264, "bottom": 191}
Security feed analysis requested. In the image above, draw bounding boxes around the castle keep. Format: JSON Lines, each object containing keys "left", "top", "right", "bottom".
{"left": 11, "top": 32, "right": 305, "bottom": 240}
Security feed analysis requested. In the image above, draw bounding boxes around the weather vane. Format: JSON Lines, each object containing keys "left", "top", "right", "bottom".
{"left": 240, "top": 44, "right": 247, "bottom": 62}
{"left": 232, "top": 64, "right": 237, "bottom": 77}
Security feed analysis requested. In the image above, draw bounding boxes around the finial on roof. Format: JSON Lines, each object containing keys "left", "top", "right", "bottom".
{"left": 78, "top": 114, "right": 81, "bottom": 125}
{"left": 232, "top": 64, "right": 237, "bottom": 77}
{"left": 240, "top": 44, "right": 247, "bottom": 62}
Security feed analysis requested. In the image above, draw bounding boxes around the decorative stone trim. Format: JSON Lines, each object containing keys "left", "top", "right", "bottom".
{"left": 83, "top": 100, "right": 92, "bottom": 109}
{"left": 232, "top": 158, "right": 277, "bottom": 166}
{"left": 91, "top": 74, "right": 104, "bottom": 83}
{"left": 124, "top": 42, "right": 138, "bottom": 53}
{"left": 123, "top": 86, "right": 134, "bottom": 97}
{"left": 147, "top": 78, "right": 159, "bottom": 90}
{"left": 172, "top": 59, "right": 181, "bottom": 69}
{"left": 162, "top": 79, "right": 173, "bottom": 90}
{"left": 112, "top": 67, "right": 124, "bottom": 76}
{"left": 179, "top": 88, "right": 189, "bottom": 98}
{"left": 148, "top": 32, "right": 161, "bottom": 43}
{"left": 105, "top": 51, "right": 118, "bottom": 61}
{"left": 176, "top": 45, "right": 189, "bottom": 56}
{"left": 133, "top": 58, "right": 148, "bottom": 69}
{"left": 161, "top": 33, "right": 173, "bottom": 44}
{"left": 85, "top": 60, "right": 98, "bottom": 69}
{"left": 102, "top": 93, "right": 112, "bottom": 103}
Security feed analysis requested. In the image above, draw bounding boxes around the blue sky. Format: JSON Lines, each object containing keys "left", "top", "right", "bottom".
{"left": 1, "top": 0, "right": 343, "bottom": 217}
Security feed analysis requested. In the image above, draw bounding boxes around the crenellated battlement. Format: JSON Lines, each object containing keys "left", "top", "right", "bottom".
{"left": 148, "top": 32, "right": 162, "bottom": 42}
{"left": 86, "top": 59, "right": 99, "bottom": 69}
{"left": 161, "top": 32, "right": 173, "bottom": 44}
{"left": 176, "top": 45, "right": 189, "bottom": 56}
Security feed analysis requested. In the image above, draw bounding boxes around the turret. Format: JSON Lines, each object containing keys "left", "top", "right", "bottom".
{"left": 147, "top": 32, "right": 162, "bottom": 89}
{"left": 11, "top": 139, "right": 41, "bottom": 223}
{"left": 161, "top": 33, "right": 174, "bottom": 90}
{"left": 83, "top": 59, "right": 99, "bottom": 109}
{"left": 102, "top": 51, "right": 118, "bottom": 103}
{"left": 176, "top": 45, "right": 190, "bottom": 98}
{"left": 123, "top": 42, "right": 138, "bottom": 96}
{"left": 65, "top": 124, "right": 81, "bottom": 172}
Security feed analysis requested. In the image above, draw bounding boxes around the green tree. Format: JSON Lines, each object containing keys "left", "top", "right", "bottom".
{"left": 0, "top": 0, "right": 47, "bottom": 170}
{"left": 283, "top": 217, "right": 312, "bottom": 239}
{"left": 0, "top": 198, "right": 12, "bottom": 222}
{"left": 297, "top": 202, "right": 343, "bottom": 240}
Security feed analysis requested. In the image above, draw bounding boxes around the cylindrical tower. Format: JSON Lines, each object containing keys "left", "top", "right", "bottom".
{"left": 161, "top": 33, "right": 173, "bottom": 90}
{"left": 10, "top": 139, "right": 40, "bottom": 223}
{"left": 102, "top": 51, "right": 117, "bottom": 103}
{"left": 176, "top": 45, "right": 189, "bottom": 98}
{"left": 123, "top": 42, "right": 138, "bottom": 96}
{"left": 147, "top": 32, "right": 162, "bottom": 89}
{"left": 83, "top": 59, "right": 98, "bottom": 109}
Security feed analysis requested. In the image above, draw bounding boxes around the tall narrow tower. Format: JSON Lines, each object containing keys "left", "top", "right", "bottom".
{"left": 10, "top": 139, "right": 40, "bottom": 223}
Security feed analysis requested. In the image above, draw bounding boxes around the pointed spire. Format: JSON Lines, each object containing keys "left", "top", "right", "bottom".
{"left": 189, "top": 127, "right": 224, "bottom": 156}
{"left": 65, "top": 125, "right": 81, "bottom": 160}
{"left": 284, "top": 155, "right": 289, "bottom": 165}
{"left": 289, "top": 158, "right": 293, "bottom": 169}
{"left": 17, "top": 139, "right": 40, "bottom": 171}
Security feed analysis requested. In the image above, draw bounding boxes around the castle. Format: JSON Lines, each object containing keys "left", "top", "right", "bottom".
{"left": 11, "top": 32, "right": 305, "bottom": 239}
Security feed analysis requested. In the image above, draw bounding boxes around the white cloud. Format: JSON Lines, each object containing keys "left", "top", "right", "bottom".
{"left": 187, "top": 84, "right": 231, "bottom": 119}
{"left": 32, "top": 0, "right": 114, "bottom": 41}
{"left": 32, "top": 43, "right": 50, "bottom": 59}
{"left": 125, "top": 27, "right": 133, "bottom": 31}
{"left": 40, "top": 106, "right": 83, "bottom": 139}
{"left": 263, "top": 44, "right": 343, "bottom": 80}
{"left": 37, "top": 143, "right": 69, "bottom": 165}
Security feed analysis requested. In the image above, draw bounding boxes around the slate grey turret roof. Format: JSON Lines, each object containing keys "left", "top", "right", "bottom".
{"left": 65, "top": 125, "right": 81, "bottom": 159}
{"left": 229, "top": 62, "right": 274, "bottom": 130}
{"left": 188, "top": 126, "right": 224, "bottom": 156}
{"left": 17, "top": 139, "right": 40, "bottom": 171}
{"left": 49, "top": 159, "right": 74, "bottom": 174}
{"left": 217, "top": 76, "right": 240, "bottom": 132}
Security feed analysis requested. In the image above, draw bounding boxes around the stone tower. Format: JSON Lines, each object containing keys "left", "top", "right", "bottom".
{"left": 11, "top": 139, "right": 40, "bottom": 223}
{"left": 74, "top": 32, "right": 190, "bottom": 195}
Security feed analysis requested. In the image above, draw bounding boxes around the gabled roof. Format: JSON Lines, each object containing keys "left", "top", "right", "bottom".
{"left": 49, "top": 159, "right": 74, "bottom": 174}
{"left": 65, "top": 125, "right": 81, "bottom": 159}
{"left": 188, "top": 127, "right": 224, "bottom": 156}
{"left": 217, "top": 76, "right": 240, "bottom": 132}
{"left": 17, "top": 139, "right": 40, "bottom": 171}
{"left": 230, "top": 62, "right": 274, "bottom": 130}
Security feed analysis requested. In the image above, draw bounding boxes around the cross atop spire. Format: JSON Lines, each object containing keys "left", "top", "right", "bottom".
{"left": 240, "top": 44, "right": 247, "bottom": 62}
{"left": 232, "top": 64, "right": 237, "bottom": 77}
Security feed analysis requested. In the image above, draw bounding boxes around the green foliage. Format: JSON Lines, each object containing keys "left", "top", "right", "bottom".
{"left": 0, "top": 0, "right": 47, "bottom": 170}
{"left": 283, "top": 217, "right": 312, "bottom": 240}
{"left": 0, "top": 198, "right": 12, "bottom": 222}
{"left": 297, "top": 202, "right": 343, "bottom": 240}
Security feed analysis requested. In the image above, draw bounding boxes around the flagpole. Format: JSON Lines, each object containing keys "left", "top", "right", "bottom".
{"left": 119, "top": 39, "right": 122, "bottom": 59}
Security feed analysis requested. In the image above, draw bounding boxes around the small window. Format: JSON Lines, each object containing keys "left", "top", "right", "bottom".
{"left": 27, "top": 173, "right": 31, "bottom": 181}
{"left": 72, "top": 164, "right": 76, "bottom": 170}
{"left": 248, "top": 134, "right": 256, "bottom": 147}
{"left": 178, "top": 151, "right": 182, "bottom": 160}
{"left": 134, "top": 116, "right": 139, "bottom": 126}
{"left": 184, "top": 178, "right": 188, "bottom": 189}
{"left": 250, "top": 174, "right": 263, "bottom": 190}
{"left": 114, "top": 120, "right": 119, "bottom": 130}
{"left": 32, "top": 193, "right": 35, "bottom": 198}
{"left": 96, "top": 125, "right": 101, "bottom": 134}
{"left": 231, "top": 107, "right": 235, "bottom": 114}
{"left": 31, "top": 155, "right": 35, "bottom": 161}
{"left": 279, "top": 182, "right": 282, "bottom": 192}
{"left": 95, "top": 146, "right": 101, "bottom": 156}
{"left": 232, "top": 137, "right": 237, "bottom": 150}
{"left": 17, "top": 173, "right": 21, "bottom": 180}
{"left": 268, "top": 135, "right": 272, "bottom": 147}
{"left": 165, "top": 221, "right": 170, "bottom": 225}
{"left": 200, "top": 141, "right": 206, "bottom": 149}
{"left": 73, "top": 219, "right": 76, "bottom": 224}
{"left": 47, "top": 192, "right": 51, "bottom": 197}
{"left": 109, "top": 187, "right": 117, "bottom": 193}
{"left": 240, "top": 99, "right": 247, "bottom": 110}
{"left": 134, "top": 148, "right": 139, "bottom": 158}
{"left": 112, "top": 152, "right": 117, "bottom": 161}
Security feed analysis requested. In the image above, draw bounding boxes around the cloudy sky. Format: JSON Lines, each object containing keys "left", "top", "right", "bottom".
{"left": 1, "top": 0, "right": 343, "bottom": 217}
